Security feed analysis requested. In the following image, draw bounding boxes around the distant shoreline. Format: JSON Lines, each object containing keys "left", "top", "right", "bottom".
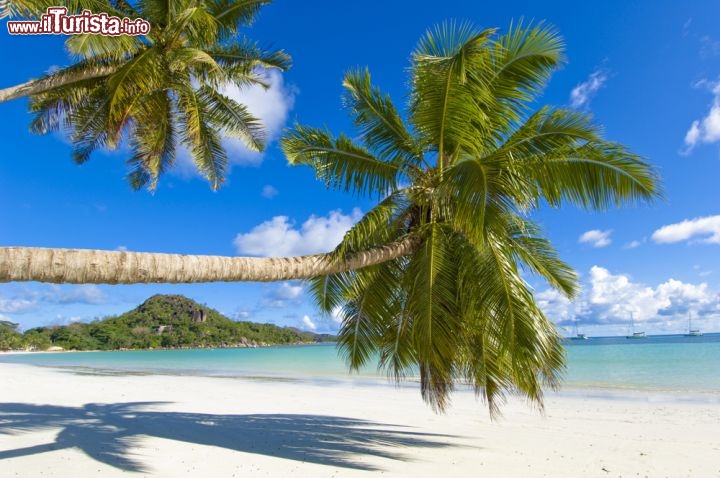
{"left": 0, "top": 340, "right": 335, "bottom": 355}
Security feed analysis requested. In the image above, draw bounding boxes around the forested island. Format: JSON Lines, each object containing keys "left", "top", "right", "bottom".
{"left": 0, "top": 295, "right": 335, "bottom": 351}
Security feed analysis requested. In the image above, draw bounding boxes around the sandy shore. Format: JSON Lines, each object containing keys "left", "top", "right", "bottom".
{"left": 0, "top": 364, "right": 718, "bottom": 477}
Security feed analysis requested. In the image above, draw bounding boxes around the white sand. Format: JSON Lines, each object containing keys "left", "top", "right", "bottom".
{"left": 0, "top": 363, "right": 718, "bottom": 477}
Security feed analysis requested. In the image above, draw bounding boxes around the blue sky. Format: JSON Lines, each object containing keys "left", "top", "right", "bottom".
{"left": 2, "top": 0, "right": 720, "bottom": 336}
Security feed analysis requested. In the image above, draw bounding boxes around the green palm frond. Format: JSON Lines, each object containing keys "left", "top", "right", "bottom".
{"left": 500, "top": 216, "right": 579, "bottom": 298}
{"left": 28, "top": 81, "right": 95, "bottom": 134}
{"left": 126, "top": 91, "right": 175, "bottom": 190}
{"left": 342, "top": 69, "right": 422, "bottom": 172}
{"left": 490, "top": 106, "right": 600, "bottom": 160}
{"left": 198, "top": 86, "right": 265, "bottom": 152}
{"left": 404, "top": 224, "right": 462, "bottom": 411}
{"left": 209, "top": 0, "right": 270, "bottom": 38}
{"left": 377, "top": 304, "right": 417, "bottom": 382}
{"left": 459, "top": 233, "right": 564, "bottom": 415}
{"left": 487, "top": 20, "right": 564, "bottom": 128}
{"left": 411, "top": 22, "right": 496, "bottom": 162}
{"left": 282, "top": 126, "right": 401, "bottom": 198}
{"left": 65, "top": 35, "right": 143, "bottom": 62}
{"left": 104, "top": 47, "right": 164, "bottom": 146}
{"left": 0, "top": 0, "right": 42, "bottom": 18}
{"left": 526, "top": 141, "right": 660, "bottom": 209}
{"left": 332, "top": 189, "right": 411, "bottom": 259}
{"left": 1, "top": 0, "right": 125, "bottom": 19}
{"left": 25, "top": 0, "right": 287, "bottom": 189}
{"left": 336, "top": 266, "right": 394, "bottom": 370}
{"left": 306, "top": 271, "right": 350, "bottom": 316}
{"left": 137, "top": 0, "right": 171, "bottom": 26}
{"left": 209, "top": 41, "right": 292, "bottom": 78}
{"left": 164, "top": 4, "right": 219, "bottom": 47}
{"left": 177, "top": 85, "right": 228, "bottom": 190}
{"left": 438, "top": 156, "right": 523, "bottom": 246}
{"left": 69, "top": 92, "right": 112, "bottom": 164}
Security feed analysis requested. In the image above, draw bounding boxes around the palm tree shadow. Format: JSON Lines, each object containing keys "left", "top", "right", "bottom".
{"left": 0, "top": 402, "right": 462, "bottom": 473}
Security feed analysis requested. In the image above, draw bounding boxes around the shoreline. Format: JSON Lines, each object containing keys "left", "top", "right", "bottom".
{"left": 2, "top": 352, "right": 720, "bottom": 403}
{"left": 1, "top": 362, "right": 718, "bottom": 477}
{"left": 0, "top": 340, "right": 333, "bottom": 355}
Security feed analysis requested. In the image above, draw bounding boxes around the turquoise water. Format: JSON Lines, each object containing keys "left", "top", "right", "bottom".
{"left": 1, "top": 335, "right": 719, "bottom": 394}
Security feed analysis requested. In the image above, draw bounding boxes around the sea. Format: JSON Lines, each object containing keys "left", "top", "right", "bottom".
{"left": 1, "top": 334, "right": 719, "bottom": 398}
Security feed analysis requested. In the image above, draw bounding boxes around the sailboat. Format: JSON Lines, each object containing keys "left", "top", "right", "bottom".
{"left": 570, "top": 320, "right": 589, "bottom": 340}
{"left": 684, "top": 312, "right": 702, "bottom": 337}
{"left": 625, "top": 312, "right": 646, "bottom": 339}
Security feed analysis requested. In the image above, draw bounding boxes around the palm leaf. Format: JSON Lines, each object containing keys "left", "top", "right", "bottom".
{"left": 332, "top": 189, "right": 411, "bottom": 259}
{"left": 526, "top": 141, "right": 660, "bottom": 209}
{"left": 411, "top": 21, "right": 496, "bottom": 163}
{"left": 487, "top": 20, "right": 564, "bottom": 128}
{"left": 198, "top": 85, "right": 265, "bottom": 152}
{"left": 404, "top": 223, "right": 461, "bottom": 411}
{"left": 342, "top": 68, "right": 422, "bottom": 172}
{"left": 210, "top": 0, "right": 269, "bottom": 38}
{"left": 65, "top": 34, "right": 142, "bottom": 62}
{"left": 126, "top": 90, "right": 175, "bottom": 190}
{"left": 282, "top": 125, "right": 401, "bottom": 198}
{"left": 177, "top": 85, "right": 228, "bottom": 190}
{"left": 209, "top": 41, "right": 291, "bottom": 76}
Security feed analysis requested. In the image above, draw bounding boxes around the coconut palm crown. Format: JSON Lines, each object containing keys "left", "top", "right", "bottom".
{"left": 281, "top": 21, "right": 659, "bottom": 415}
{"left": 23, "top": 0, "right": 290, "bottom": 190}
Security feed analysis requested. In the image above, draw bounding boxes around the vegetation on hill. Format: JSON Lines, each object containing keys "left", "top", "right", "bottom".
{"left": 1, "top": 295, "right": 334, "bottom": 351}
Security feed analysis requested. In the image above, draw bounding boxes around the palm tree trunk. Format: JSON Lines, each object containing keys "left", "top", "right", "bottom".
{"left": 0, "top": 65, "right": 117, "bottom": 103}
{"left": 0, "top": 238, "right": 416, "bottom": 284}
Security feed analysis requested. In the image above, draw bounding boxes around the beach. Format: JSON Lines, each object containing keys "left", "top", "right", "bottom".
{"left": 1, "top": 363, "right": 718, "bottom": 477}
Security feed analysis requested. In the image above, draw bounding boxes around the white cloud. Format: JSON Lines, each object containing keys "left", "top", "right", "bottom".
{"left": 261, "top": 185, "right": 279, "bottom": 199}
{"left": 700, "top": 36, "right": 720, "bottom": 58}
{"left": 535, "top": 288, "right": 574, "bottom": 324}
{"left": 0, "top": 297, "right": 35, "bottom": 314}
{"left": 329, "top": 306, "right": 344, "bottom": 324}
{"left": 235, "top": 310, "right": 251, "bottom": 320}
{"left": 651, "top": 215, "right": 720, "bottom": 244}
{"left": 578, "top": 229, "right": 612, "bottom": 248}
{"left": 570, "top": 69, "right": 608, "bottom": 109}
{"left": 46, "top": 285, "right": 107, "bottom": 305}
{"left": 234, "top": 208, "right": 363, "bottom": 257}
{"left": 302, "top": 315, "right": 317, "bottom": 331}
{"left": 684, "top": 121, "right": 702, "bottom": 148}
{"left": 0, "top": 285, "right": 106, "bottom": 314}
{"left": 537, "top": 266, "right": 720, "bottom": 330}
{"left": 270, "top": 282, "right": 303, "bottom": 300}
{"left": 115, "top": 245, "right": 128, "bottom": 252}
{"left": 683, "top": 79, "right": 720, "bottom": 153}
{"left": 623, "top": 240, "right": 643, "bottom": 249}
{"left": 260, "top": 282, "right": 304, "bottom": 309}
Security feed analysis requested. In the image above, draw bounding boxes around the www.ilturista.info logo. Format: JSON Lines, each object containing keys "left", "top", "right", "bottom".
{"left": 7, "top": 7, "right": 150, "bottom": 35}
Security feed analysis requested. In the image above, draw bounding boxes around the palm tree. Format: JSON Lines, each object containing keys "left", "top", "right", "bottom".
{"left": 1, "top": 0, "right": 290, "bottom": 189}
{"left": 280, "top": 21, "right": 659, "bottom": 414}
{"left": 0, "top": 20, "right": 659, "bottom": 415}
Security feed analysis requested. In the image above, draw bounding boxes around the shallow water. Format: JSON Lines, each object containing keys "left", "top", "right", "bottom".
{"left": 2, "top": 334, "right": 719, "bottom": 394}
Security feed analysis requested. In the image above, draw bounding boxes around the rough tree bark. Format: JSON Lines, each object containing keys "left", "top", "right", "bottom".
{"left": 0, "top": 238, "right": 416, "bottom": 284}
{"left": 0, "top": 65, "right": 117, "bottom": 103}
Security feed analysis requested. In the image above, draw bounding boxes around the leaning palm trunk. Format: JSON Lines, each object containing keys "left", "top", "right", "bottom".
{"left": 0, "top": 65, "right": 117, "bottom": 103}
{"left": 0, "top": 238, "right": 416, "bottom": 284}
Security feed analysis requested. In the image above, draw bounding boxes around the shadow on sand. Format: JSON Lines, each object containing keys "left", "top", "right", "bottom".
{"left": 0, "top": 401, "right": 461, "bottom": 472}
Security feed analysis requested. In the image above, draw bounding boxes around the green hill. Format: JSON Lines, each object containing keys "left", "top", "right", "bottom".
{"left": 18, "top": 294, "right": 335, "bottom": 351}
